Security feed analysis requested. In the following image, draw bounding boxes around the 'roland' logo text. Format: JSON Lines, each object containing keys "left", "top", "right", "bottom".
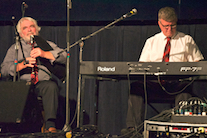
{"left": 97, "top": 66, "right": 116, "bottom": 72}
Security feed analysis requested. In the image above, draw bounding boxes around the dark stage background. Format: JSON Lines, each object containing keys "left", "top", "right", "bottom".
{"left": 1, "top": 0, "right": 207, "bottom": 135}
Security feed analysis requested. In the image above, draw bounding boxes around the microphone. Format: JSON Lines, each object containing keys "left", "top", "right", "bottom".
{"left": 30, "top": 35, "right": 34, "bottom": 44}
{"left": 22, "top": 2, "right": 28, "bottom": 8}
{"left": 123, "top": 8, "right": 137, "bottom": 18}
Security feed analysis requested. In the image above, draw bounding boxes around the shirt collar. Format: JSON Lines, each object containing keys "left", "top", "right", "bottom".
{"left": 21, "top": 38, "right": 37, "bottom": 47}
{"left": 161, "top": 31, "right": 178, "bottom": 40}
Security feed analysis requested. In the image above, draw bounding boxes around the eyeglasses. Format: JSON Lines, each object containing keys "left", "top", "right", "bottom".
{"left": 159, "top": 21, "right": 177, "bottom": 29}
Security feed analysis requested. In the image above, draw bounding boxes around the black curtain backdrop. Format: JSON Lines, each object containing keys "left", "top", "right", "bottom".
{"left": 1, "top": 0, "right": 207, "bottom": 22}
{"left": 1, "top": 24, "right": 207, "bottom": 135}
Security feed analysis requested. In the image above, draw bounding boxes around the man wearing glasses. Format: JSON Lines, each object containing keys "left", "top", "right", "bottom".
{"left": 121, "top": 7, "right": 204, "bottom": 136}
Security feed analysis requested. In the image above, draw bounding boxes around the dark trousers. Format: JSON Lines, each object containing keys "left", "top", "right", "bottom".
{"left": 34, "top": 80, "right": 59, "bottom": 128}
{"left": 126, "top": 80, "right": 192, "bottom": 128}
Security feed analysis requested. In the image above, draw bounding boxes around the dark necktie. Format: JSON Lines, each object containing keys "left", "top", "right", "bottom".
{"left": 30, "top": 43, "right": 38, "bottom": 84}
{"left": 162, "top": 37, "right": 171, "bottom": 62}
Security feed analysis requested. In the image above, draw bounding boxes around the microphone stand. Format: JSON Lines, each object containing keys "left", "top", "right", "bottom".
{"left": 12, "top": 17, "right": 20, "bottom": 82}
{"left": 12, "top": 2, "right": 28, "bottom": 82}
{"left": 13, "top": 34, "right": 19, "bottom": 82}
{"left": 62, "top": 0, "right": 72, "bottom": 132}
{"left": 21, "top": 2, "right": 27, "bottom": 18}
{"left": 68, "top": 10, "right": 136, "bottom": 127}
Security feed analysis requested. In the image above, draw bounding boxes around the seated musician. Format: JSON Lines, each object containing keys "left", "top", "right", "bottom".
{"left": 1, "top": 17, "right": 67, "bottom": 133}
{"left": 121, "top": 7, "right": 204, "bottom": 136}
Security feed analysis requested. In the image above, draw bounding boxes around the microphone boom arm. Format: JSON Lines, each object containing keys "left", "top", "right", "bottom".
{"left": 68, "top": 8, "right": 137, "bottom": 49}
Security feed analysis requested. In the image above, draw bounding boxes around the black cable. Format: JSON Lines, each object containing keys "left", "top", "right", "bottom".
{"left": 157, "top": 75, "right": 196, "bottom": 95}
{"left": 143, "top": 72, "right": 148, "bottom": 121}
{"left": 126, "top": 73, "right": 139, "bottom": 129}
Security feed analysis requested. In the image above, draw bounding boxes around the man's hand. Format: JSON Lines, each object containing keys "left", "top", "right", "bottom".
{"left": 16, "top": 57, "right": 36, "bottom": 72}
{"left": 30, "top": 47, "right": 55, "bottom": 60}
{"left": 25, "top": 57, "right": 36, "bottom": 67}
{"left": 30, "top": 47, "right": 45, "bottom": 59}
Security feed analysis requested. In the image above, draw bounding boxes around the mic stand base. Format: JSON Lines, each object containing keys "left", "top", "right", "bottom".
{"left": 62, "top": 124, "right": 72, "bottom": 132}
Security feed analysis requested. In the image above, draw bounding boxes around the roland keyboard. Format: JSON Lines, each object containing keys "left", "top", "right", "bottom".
{"left": 79, "top": 61, "right": 207, "bottom": 80}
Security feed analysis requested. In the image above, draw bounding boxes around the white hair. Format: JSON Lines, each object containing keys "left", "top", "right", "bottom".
{"left": 16, "top": 17, "right": 41, "bottom": 34}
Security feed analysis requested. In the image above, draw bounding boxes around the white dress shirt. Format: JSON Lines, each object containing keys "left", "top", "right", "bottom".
{"left": 139, "top": 31, "right": 204, "bottom": 62}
